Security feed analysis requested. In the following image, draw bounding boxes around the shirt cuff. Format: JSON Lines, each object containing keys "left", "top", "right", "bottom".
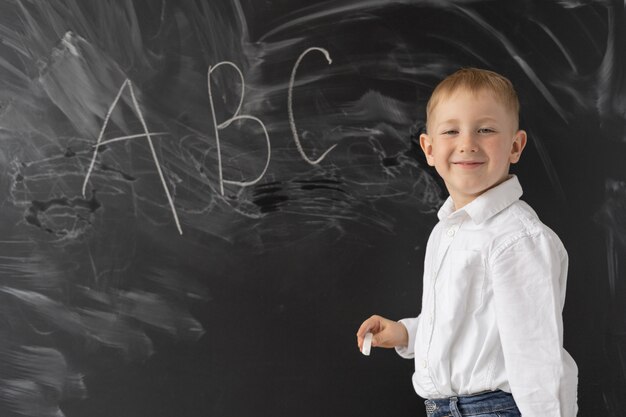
{"left": 395, "top": 317, "right": 418, "bottom": 359}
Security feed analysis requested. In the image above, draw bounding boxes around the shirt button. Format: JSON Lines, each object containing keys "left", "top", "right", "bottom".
{"left": 421, "top": 359, "right": 428, "bottom": 369}
{"left": 428, "top": 315, "right": 434, "bottom": 325}
{"left": 446, "top": 227, "right": 456, "bottom": 237}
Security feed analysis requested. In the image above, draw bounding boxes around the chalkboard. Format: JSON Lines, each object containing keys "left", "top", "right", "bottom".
{"left": 0, "top": 1, "right": 624, "bottom": 416}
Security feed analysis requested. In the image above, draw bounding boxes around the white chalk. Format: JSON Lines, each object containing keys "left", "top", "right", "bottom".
{"left": 362, "top": 332, "right": 373, "bottom": 356}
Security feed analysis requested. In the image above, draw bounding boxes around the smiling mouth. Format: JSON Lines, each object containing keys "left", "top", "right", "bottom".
{"left": 453, "top": 161, "right": 484, "bottom": 167}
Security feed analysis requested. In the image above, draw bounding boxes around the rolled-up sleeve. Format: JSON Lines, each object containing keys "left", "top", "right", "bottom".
{"left": 490, "top": 231, "right": 578, "bottom": 417}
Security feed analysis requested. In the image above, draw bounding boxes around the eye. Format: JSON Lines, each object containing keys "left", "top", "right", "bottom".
{"left": 478, "top": 127, "right": 496, "bottom": 134}
{"left": 441, "top": 130, "right": 458, "bottom": 136}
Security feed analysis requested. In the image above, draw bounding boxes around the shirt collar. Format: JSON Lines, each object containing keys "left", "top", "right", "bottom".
{"left": 437, "top": 175, "right": 523, "bottom": 224}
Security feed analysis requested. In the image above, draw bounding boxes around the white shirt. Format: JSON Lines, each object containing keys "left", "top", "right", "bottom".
{"left": 396, "top": 175, "right": 578, "bottom": 417}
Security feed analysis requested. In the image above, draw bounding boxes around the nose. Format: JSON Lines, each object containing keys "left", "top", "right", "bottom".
{"left": 458, "top": 132, "right": 478, "bottom": 153}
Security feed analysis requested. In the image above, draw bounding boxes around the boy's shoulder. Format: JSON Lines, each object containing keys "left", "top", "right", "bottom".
{"left": 487, "top": 199, "right": 566, "bottom": 259}
{"left": 496, "top": 198, "right": 541, "bottom": 230}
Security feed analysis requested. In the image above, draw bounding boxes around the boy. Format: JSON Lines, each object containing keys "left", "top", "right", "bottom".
{"left": 357, "top": 68, "right": 578, "bottom": 417}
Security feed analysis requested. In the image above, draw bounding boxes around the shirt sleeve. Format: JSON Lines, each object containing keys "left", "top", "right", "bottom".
{"left": 490, "top": 231, "right": 578, "bottom": 417}
{"left": 395, "top": 316, "right": 420, "bottom": 359}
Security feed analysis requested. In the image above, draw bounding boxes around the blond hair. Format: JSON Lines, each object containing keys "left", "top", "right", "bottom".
{"left": 426, "top": 68, "right": 520, "bottom": 129}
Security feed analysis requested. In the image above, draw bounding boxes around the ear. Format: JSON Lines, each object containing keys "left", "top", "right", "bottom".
{"left": 509, "top": 130, "right": 527, "bottom": 164}
{"left": 420, "top": 133, "right": 435, "bottom": 166}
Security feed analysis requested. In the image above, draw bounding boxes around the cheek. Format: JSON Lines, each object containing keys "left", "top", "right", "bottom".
{"left": 489, "top": 143, "right": 512, "bottom": 161}
{"left": 430, "top": 151, "right": 445, "bottom": 166}
{"left": 432, "top": 145, "right": 451, "bottom": 160}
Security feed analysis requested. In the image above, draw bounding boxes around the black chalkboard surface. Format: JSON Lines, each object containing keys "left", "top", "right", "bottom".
{"left": 0, "top": 1, "right": 624, "bottom": 416}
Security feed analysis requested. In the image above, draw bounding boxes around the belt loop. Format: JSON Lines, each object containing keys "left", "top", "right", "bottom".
{"left": 449, "top": 396, "right": 462, "bottom": 417}
{"left": 424, "top": 400, "right": 437, "bottom": 416}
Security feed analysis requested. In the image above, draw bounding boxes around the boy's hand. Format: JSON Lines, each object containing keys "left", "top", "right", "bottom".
{"left": 356, "top": 315, "right": 408, "bottom": 352}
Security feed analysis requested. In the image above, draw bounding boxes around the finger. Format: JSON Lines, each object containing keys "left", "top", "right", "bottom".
{"left": 358, "top": 331, "right": 376, "bottom": 352}
{"left": 371, "top": 333, "right": 381, "bottom": 347}
{"left": 356, "top": 329, "right": 371, "bottom": 350}
{"left": 356, "top": 317, "right": 372, "bottom": 338}
{"left": 357, "top": 317, "right": 379, "bottom": 351}
{"left": 356, "top": 315, "right": 381, "bottom": 338}
{"left": 356, "top": 319, "right": 373, "bottom": 338}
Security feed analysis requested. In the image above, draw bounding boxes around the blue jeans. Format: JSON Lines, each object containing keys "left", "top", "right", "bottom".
{"left": 424, "top": 390, "right": 521, "bottom": 417}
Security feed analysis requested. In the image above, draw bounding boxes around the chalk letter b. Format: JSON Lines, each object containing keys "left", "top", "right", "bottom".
{"left": 207, "top": 62, "right": 271, "bottom": 196}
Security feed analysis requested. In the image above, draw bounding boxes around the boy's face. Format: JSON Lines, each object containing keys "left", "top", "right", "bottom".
{"left": 420, "top": 88, "right": 527, "bottom": 210}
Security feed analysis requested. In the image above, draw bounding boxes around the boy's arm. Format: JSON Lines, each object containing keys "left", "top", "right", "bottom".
{"left": 490, "top": 231, "right": 578, "bottom": 417}
{"left": 394, "top": 317, "right": 419, "bottom": 358}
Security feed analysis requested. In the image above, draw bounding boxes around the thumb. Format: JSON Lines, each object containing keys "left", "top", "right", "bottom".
{"left": 371, "top": 327, "right": 396, "bottom": 349}
{"left": 371, "top": 333, "right": 384, "bottom": 347}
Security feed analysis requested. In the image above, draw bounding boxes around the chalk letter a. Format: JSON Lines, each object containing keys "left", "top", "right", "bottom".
{"left": 82, "top": 79, "right": 182, "bottom": 235}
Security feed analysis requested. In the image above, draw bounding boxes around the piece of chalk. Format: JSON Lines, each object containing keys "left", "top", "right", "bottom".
{"left": 362, "top": 332, "right": 373, "bottom": 356}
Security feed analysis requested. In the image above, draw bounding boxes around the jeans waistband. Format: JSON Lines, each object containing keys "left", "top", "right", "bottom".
{"left": 424, "top": 390, "right": 518, "bottom": 417}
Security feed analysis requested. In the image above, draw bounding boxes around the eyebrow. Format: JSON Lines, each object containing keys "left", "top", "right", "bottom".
{"left": 475, "top": 117, "right": 499, "bottom": 123}
{"left": 435, "top": 117, "right": 500, "bottom": 127}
